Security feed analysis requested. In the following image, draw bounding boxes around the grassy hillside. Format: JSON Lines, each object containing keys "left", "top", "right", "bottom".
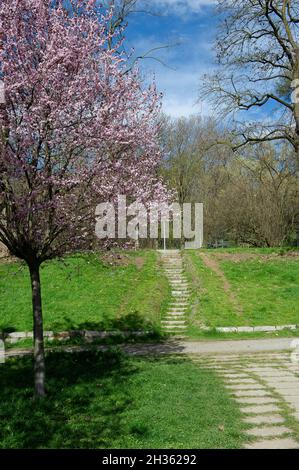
{"left": 184, "top": 249, "right": 299, "bottom": 332}
{"left": 0, "top": 251, "right": 170, "bottom": 333}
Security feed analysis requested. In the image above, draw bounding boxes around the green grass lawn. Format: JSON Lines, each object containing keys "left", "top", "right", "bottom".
{"left": 0, "top": 250, "right": 170, "bottom": 333}
{"left": 0, "top": 350, "right": 247, "bottom": 449}
{"left": 184, "top": 249, "right": 299, "bottom": 332}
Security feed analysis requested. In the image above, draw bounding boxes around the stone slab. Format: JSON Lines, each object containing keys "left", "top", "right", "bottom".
{"left": 240, "top": 404, "right": 281, "bottom": 414}
{"left": 233, "top": 390, "right": 271, "bottom": 398}
{"left": 226, "top": 378, "right": 258, "bottom": 384}
{"left": 226, "top": 384, "right": 266, "bottom": 391}
{"left": 221, "top": 373, "right": 250, "bottom": 379}
{"left": 265, "top": 378, "right": 299, "bottom": 386}
{"left": 235, "top": 396, "right": 278, "bottom": 405}
{"left": 246, "top": 426, "right": 291, "bottom": 438}
{"left": 244, "top": 415, "right": 285, "bottom": 425}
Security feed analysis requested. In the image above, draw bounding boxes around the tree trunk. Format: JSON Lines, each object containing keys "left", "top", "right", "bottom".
{"left": 296, "top": 143, "right": 299, "bottom": 247}
{"left": 294, "top": 49, "right": 299, "bottom": 247}
{"left": 29, "top": 262, "right": 46, "bottom": 397}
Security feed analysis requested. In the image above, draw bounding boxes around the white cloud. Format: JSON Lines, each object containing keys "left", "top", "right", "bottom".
{"left": 126, "top": 3, "right": 217, "bottom": 117}
{"left": 157, "top": 68, "right": 213, "bottom": 117}
{"left": 143, "top": 0, "right": 216, "bottom": 16}
{"left": 127, "top": 27, "right": 215, "bottom": 117}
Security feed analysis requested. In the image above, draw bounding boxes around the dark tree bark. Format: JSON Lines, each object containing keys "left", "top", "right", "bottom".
{"left": 294, "top": 49, "right": 299, "bottom": 246}
{"left": 29, "top": 262, "right": 46, "bottom": 398}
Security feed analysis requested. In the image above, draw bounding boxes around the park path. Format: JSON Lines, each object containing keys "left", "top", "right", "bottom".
{"left": 192, "top": 350, "right": 299, "bottom": 449}
{"left": 158, "top": 250, "right": 190, "bottom": 335}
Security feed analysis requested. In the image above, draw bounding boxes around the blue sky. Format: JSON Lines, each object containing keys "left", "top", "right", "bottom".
{"left": 125, "top": 0, "right": 217, "bottom": 118}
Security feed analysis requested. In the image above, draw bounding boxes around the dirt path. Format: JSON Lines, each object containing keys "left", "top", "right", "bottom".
{"left": 199, "top": 252, "right": 243, "bottom": 315}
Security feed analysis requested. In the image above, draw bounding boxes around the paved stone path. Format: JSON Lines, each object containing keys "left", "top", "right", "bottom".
{"left": 191, "top": 351, "right": 299, "bottom": 449}
{"left": 158, "top": 250, "right": 190, "bottom": 335}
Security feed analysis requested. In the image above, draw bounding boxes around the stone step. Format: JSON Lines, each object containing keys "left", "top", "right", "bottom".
{"left": 163, "top": 259, "right": 182, "bottom": 262}
{"left": 170, "top": 284, "right": 190, "bottom": 288}
{"left": 164, "top": 266, "right": 184, "bottom": 274}
{"left": 168, "top": 282, "right": 189, "bottom": 285}
{"left": 165, "top": 274, "right": 184, "bottom": 277}
{"left": 165, "top": 310, "right": 187, "bottom": 314}
{"left": 164, "top": 269, "right": 183, "bottom": 271}
{"left": 167, "top": 303, "right": 189, "bottom": 312}
{"left": 162, "top": 324, "right": 187, "bottom": 329}
{"left": 166, "top": 273, "right": 186, "bottom": 276}
{"left": 170, "top": 287, "right": 189, "bottom": 291}
{"left": 169, "top": 288, "right": 189, "bottom": 291}
{"left": 169, "top": 303, "right": 188, "bottom": 307}
{"left": 163, "top": 269, "right": 184, "bottom": 272}
{"left": 163, "top": 260, "right": 182, "bottom": 263}
{"left": 167, "top": 313, "right": 187, "bottom": 317}
{"left": 164, "top": 266, "right": 183, "bottom": 268}
{"left": 171, "top": 295, "right": 190, "bottom": 298}
{"left": 172, "top": 289, "right": 190, "bottom": 292}
{"left": 167, "top": 315, "right": 187, "bottom": 319}
{"left": 164, "top": 316, "right": 187, "bottom": 321}
{"left": 170, "top": 283, "right": 189, "bottom": 286}
{"left": 172, "top": 294, "right": 189, "bottom": 298}
{"left": 163, "top": 331, "right": 188, "bottom": 334}
{"left": 168, "top": 304, "right": 188, "bottom": 308}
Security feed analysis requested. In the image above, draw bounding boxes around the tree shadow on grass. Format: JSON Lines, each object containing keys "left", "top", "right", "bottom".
{"left": 0, "top": 349, "right": 139, "bottom": 449}
{"left": 50, "top": 311, "right": 164, "bottom": 340}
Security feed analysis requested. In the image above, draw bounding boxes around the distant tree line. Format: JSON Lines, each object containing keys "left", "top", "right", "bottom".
{"left": 160, "top": 115, "right": 298, "bottom": 248}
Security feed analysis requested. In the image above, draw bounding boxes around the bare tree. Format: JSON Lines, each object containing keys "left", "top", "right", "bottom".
{"left": 105, "top": 0, "right": 178, "bottom": 68}
{"left": 161, "top": 116, "right": 297, "bottom": 246}
{"left": 201, "top": 0, "right": 299, "bottom": 243}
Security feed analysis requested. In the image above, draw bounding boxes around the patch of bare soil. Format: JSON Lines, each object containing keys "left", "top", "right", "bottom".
{"left": 100, "top": 251, "right": 145, "bottom": 270}
{"left": 134, "top": 256, "right": 145, "bottom": 270}
{"left": 276, "top": 251, "right": 299, "bottom": 259}
{"left": 212, "top": 252, "right": 258, "bottom": 263}
{"left": 0, "top": 242, "right": 8, "bottom": 258}
{"left": 100, "top": 251, "right": 131, "bottom": 267}
{"left": 0, "top": 242, "right": 17, "bottom": 263}
{"left": 199, "top": 252, "right": 243, "bottom": 316}
{"left": 212, "top": 251, "right": 299, "bottom": 263}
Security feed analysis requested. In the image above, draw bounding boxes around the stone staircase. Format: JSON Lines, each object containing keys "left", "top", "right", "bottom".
{"left": 159, "top": 250, "right": 190, "bottom": 335}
